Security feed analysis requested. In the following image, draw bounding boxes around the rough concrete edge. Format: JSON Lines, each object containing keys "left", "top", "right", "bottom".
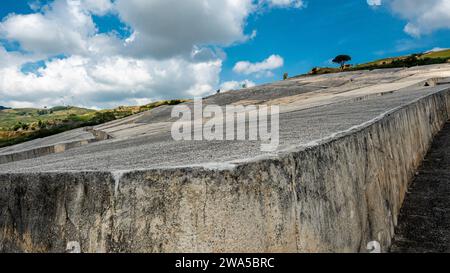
{"left": 0, "top": 139, "right": 94, "bottom": 165}
{"left": 0, "top": 127, "right": 113, "bottom": 165}
{"left": 232, "top": 84, "right": 450, "bottom": 167}
{"left": 84, "top": 127, "right": 113, "bottom": 141}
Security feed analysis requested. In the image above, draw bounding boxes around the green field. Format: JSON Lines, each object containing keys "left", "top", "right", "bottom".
{"left": 0, "top": 100, "right": 187, "bottom": 148}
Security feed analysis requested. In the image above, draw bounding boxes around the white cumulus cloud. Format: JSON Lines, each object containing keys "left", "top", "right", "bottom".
{"left": 266, "top": 0, "right": 305, "bottom": 8}
{"left": 367, "top": 0, "right": 382, "bottom": 6}
{"left": 115, "top": 0, "right": 257, "bottom": 59}
{"left": 220, "top": 80, "right": 256, "bottom": 92}
{"left": 0, "top": 0, "right": 300, "bottom": 108}
{"left": 0, "top": 55, "right": 222, "bottom": 109}
{"left": 368, "top": 0, "right": 450, "bottom": 37}
{"left": 233, "top": 55, "right": 284, "bottom": 75}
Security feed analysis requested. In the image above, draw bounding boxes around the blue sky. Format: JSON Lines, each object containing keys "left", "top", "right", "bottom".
{"left": 0, "top": 0, "right": 450, "bottom": 108}
{"left": 222, "top": 0, "right": 450, "bottom": 82}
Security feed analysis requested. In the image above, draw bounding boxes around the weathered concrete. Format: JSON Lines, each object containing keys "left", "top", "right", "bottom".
{"left": 1, "top": 64, "right": 450, "bottom": 253}
{"left": 0, "top": 139, "right": 91, "bottom": 165}
{"left": 84, "top": 127, "right": 113, "bottom": 141}
{"left": 0, "top": 127, "right": 111, "bottom": 164}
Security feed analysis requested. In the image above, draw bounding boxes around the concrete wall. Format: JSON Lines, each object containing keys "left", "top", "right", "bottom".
{"left": 0, "top": 140, "right": 91, "bottom": 165}
{"left": 0, "top": 127, "right": 111, "bottom": 165}
{"left": 447, "top": 89, "right": 450, "bottom": 115}
{"left": 84, "top": 127, "right": 113, "bottom": 141}
{"left": 0, "top": 89, "right": 449, "bottom": 253}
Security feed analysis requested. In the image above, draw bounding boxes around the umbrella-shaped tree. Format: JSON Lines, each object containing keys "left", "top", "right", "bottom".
{"left": 332, "top": 55, "right": 352, "bottom": 69}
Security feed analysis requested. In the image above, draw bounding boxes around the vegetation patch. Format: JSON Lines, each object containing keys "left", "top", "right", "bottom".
{"left": 0, "top": 100, "right": 188, "bottom": 148}
{"left": 308, "top": 49, "right": 450, "bottom": 76}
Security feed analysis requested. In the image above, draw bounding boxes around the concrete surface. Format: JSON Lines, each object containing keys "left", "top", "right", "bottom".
{"left": 1, "top": 64, "right": 450, "bottom": 253}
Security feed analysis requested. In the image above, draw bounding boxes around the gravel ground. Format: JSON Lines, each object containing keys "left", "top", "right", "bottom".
{"left": 391, "top": 122, "right": 450, "bottom": 253}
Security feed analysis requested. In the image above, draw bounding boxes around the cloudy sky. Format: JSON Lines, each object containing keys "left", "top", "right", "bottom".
{"left": 1, "top": 0, "right": 450, "bottom": 109}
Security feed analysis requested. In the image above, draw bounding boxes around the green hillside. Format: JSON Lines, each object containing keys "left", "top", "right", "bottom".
{"left": 0, "top": 106, "right": 95, "bottom": 131}
{"left": 309, "top": 49, "right": 450, "bottom": 75}
{"left": 0, "top": 100, "right": 186, "bottom": 148}
{"left": 422, "top": 49, "right": 450, "bottom": 59}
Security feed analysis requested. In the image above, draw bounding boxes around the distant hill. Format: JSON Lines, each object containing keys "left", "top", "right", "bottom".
{"left": 354, "top": 49, "right": 450, "bottom": 69}
{"left": 308, "top": 49, "right": 450, "bottom": 76}
{"left": 0, "top": 100, "right": 187, "bottom": 148}
{"left": 0, "top": 106, "right": 10, "bottom": 110}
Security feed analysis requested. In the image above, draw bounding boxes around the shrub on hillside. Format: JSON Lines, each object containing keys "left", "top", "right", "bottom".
{"left": 90, "top": 112, "right": 116, "bottom": 124}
